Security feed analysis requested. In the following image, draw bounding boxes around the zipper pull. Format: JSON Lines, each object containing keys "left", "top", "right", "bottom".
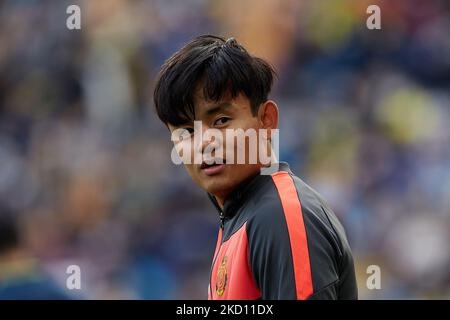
{"left": 219, "top": 211, "right": 225, "bottom": 229}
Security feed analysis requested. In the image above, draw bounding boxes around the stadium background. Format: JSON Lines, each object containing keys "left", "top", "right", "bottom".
{"left": 0, "top": 0, "right": 449, "bottom": 299}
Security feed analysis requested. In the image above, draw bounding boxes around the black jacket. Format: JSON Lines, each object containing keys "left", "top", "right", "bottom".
{"left": 207, "top": 162, "right": 358, "bottom": 300}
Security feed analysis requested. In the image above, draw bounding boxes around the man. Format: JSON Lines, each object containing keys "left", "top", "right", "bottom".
{"left": 0, "top": 205, "right": 70, "bottom": 300}
{"left": 153, "top": 35, "right": 357, "bottom": 300}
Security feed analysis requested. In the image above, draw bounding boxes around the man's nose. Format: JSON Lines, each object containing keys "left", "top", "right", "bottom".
{"left": 200, "top": 127, "right": 214, "bottom": 153}
{"left": 199, "top": 127, "right": 222, "bottom": 155}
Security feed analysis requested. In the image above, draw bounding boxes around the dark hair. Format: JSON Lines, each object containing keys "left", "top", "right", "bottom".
{"left": 153, "top": 35, "right": 276, "bottom": 126}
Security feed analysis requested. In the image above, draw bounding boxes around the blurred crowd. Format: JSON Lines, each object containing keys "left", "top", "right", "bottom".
{"left": 0, "top": 0, "right": 449, "bottom": 299}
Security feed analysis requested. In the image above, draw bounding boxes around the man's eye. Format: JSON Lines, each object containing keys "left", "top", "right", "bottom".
{"left": 214, "top": 117, "right": 230, "bottom": 126}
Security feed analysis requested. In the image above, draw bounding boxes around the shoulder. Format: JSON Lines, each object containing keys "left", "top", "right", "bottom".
{"left": 244, "top": 174, "right": 289, "bottom": 238}
{"left": 244, "top": 171, "right": 328, "bottom": 231}
{"left": 245, "top": 171, "right": 346, "bottom": 255}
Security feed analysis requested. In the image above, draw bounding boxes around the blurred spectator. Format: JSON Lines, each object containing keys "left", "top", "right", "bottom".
{"left": 0, "top": 205, "right": 70, "bottom": 299}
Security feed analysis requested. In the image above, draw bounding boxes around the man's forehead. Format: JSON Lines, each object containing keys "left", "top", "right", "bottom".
{"left": 197, "top": 101, "right": 234, "bottom": 118}
{"left": 193, "top": 86, "right": 234, "bottom": 108}
{"left": 193, "top": 86, "right": 252, "bottom": 113}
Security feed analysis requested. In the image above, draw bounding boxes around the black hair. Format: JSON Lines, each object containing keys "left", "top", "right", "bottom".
{"left": 153, "top": 35, "right": 276, "bottom": 126}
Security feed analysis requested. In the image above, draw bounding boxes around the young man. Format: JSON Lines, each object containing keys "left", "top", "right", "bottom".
{"left": 153, "top": 35, "right": 357, "bottom": 300}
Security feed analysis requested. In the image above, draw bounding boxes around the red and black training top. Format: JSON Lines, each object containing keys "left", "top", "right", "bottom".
{"left": 207, "top": 162, "right": 358, "bottom": 300}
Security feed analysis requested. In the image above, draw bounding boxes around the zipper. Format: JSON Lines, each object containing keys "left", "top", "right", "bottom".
{"left": 219, "top": 211, "right": 225, "bottom": 229}
{"left": 209, "top": 211, "right": 224, "bottom": 299}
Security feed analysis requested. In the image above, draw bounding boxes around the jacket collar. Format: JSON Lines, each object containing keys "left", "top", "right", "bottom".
{"left": 207, "top": 162, "right": 292, "bottom": 218}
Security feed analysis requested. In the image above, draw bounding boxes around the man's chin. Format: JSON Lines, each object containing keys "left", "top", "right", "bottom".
{"left": 201, "top": 180, "right": 233, "bottom": 199}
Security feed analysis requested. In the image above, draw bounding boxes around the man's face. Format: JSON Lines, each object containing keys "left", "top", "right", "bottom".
{"left": 168, "top": 90, "right": 265, "bottom": 203}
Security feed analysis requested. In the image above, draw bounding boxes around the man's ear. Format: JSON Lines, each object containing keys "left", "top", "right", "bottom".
{"left": 258, "top": 100, "right": 279, "bottom": 130}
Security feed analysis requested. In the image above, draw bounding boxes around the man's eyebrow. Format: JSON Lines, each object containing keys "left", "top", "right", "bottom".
{"left": 203, "top": 102, "right": 233, "bottom": 116}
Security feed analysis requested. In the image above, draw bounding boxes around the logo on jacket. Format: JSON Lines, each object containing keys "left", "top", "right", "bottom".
{"left": 216, "top": 256, "right": 228, "bottom": 297}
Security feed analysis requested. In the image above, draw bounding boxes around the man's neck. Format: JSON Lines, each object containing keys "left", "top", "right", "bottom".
{"left": 212, "top": 166, "right": 265, "bottom": 211}
{"left": 214, "top": 196, "right": 224, "bottom": 210}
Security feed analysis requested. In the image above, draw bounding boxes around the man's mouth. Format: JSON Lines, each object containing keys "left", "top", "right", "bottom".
{"left": 200, "top": 158, "right": 226, "bottom": 176}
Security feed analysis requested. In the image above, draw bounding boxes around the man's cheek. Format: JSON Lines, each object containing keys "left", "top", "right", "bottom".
{"left": 183, "top": 164, "right": 197, "bottom": 181}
